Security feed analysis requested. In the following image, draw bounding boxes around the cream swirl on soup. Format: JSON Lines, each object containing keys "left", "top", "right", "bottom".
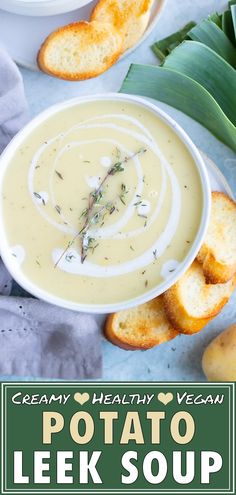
{"left": 1, "top": 100, "right": 203, "bottom": 305}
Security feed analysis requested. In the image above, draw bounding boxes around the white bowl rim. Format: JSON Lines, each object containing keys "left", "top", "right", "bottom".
{"left": 0, "top": 92, "right": 211, "bottom": 313}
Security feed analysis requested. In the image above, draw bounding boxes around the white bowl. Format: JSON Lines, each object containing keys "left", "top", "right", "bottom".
{"left": 0, "top": 0, "right": 93, "bottom": 16}
{"left": 0, "top": 93, "right": 211, "bottom": 313}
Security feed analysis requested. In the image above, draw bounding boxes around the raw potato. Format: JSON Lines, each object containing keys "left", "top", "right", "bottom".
{"left": 202, "top": 324, "right": 236, "bottom": 381}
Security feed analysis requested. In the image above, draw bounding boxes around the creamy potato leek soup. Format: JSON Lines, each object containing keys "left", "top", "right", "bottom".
{"left": 1, "top": 98, "right": 203, "bottom": 306}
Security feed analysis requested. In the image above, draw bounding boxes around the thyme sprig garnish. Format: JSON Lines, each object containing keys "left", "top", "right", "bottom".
{"left": 80, "top": 202, "right": 114, "bottom": 262}
{"left": 54, "top": 147, "right": 146, "bottom": 268}
{"left": 81, "top": 236, "right": 99, "bottom": 264}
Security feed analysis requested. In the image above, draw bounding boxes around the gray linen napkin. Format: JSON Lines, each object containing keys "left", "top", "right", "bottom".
{"left": 0, "top": 47, "right": 102, "bottom": 379}
{"left": 0, "top": 45, "right": 28, "bottom": 152}
{"left": 0, "top": 297, "right": 101, "bottom": 379}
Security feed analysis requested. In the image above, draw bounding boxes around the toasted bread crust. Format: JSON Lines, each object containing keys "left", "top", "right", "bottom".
{"left": 211, "top": 190, "right": 235, "bottom": 206}
{"left": 91, "top": 0, "right": 153, "bottom": 52}
{"left": 105, "top": 314, "right": 144, "bottom": 350}
{"left": 104, "top": 297, "right": 178, "bottom": 350}
{"left": 163, "top": 290, "right": 224, "bottom": 335}
{"left": 91, "top": 0, "right": 152, "bottom": 28}
{"left": 163, "top": 261, "right": 236, "bottom": 335}
{"left": 197, "top": 251, "right": 236, "bottom": 284}
{"left": 37, "top": 21, "right": 123, "bottom": 81}
{"left": 197, "top": 192, "right": 236, "bottom": 284}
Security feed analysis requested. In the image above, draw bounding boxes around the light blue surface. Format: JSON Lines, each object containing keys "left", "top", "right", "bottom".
{"left": 1, "top": 0, "right": 236, "bottom": 381}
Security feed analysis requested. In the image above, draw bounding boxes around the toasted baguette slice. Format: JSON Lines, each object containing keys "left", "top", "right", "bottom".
{"left": 91, "top": 0, "right": 153, "bottom": 52}
{"left": 197, "top": 192, "right": 236, "bottom": 284}
{"left": 163, "top": 261, "right": 236, "bottom": 335}
{"left": 37, "top": 20, "right": 123, "bottom": 80}
{"left": 104, "top": 296, "right": 178, "bottom": 350}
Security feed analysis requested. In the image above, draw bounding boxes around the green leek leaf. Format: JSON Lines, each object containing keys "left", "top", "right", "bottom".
{"left": 222, "top": 9, "right": 236, "bottom": 45}
{"left": 122, "top": 5, "right": 236, "bottom": 154}
{"left": 164, "top": 41, "right": 236, "bottom": 126}
{"left": 230, "top": 4, "right": 236, "bottom": 39}
{"left": 151, "top": 22, "right": 196, "bottom": 62}
{"left": 208, "top": 12, "right": 222, "bottom": 28}
{"left": 120, "top": 64, "right": 236, "bottom": 153}
{"left": 188, "top": 20, "right": 236, "bottom": 68}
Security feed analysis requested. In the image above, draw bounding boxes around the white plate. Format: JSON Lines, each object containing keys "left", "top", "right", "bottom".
{"left": 0, "top": 0, "right": 93, "bottom": 16}
{"left": 201, "top": 151, "right": 234, "bottom": 200}
{"left": 0, "top": 0, "right": 166, "bottom": 71}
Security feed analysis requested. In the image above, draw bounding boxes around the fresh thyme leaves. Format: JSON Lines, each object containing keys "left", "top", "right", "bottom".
{"left": 54, "top": 147, "right": 146, "bottom": 267}
{"left": 55, "top": 205, "right": 61, "bottom": 215}
{"left": 81, "top": 236, "right": 99, "bottom": 264}
{"left": 55, "top": 170, "right": 64, "bottom": 180}
{"left": 108, "top": 147, "right": 146, "bottom": 177}
{"left": 109, "top": 206, "right": 116, "bottom": 215}
{"left": 33, "top": 192, "right": 42, "bottom": 199}
{"left": 33, "top": 192, "right": 45, "bottom": 205}
{"left": 138, "top": 214, "right": 148, "bottom": 219}
{"left": 119, "top": 183, "right": 129, "bottom": 205}
{"left": 80, "top": 207, "right": 89, "bottom": 218}
{"left": 114, "top": 147, "right": 122, "bottom": 160}
{"left": 91, "top": 189, "right": 104, "bottom": 204}
{"left": 65, "top": 253, "right": 76, "bottom": 262}
{"left": 134, "top": 197, "right": 149, "bottom": 222}
{"left": 36, "top": 259, "right": 41, "bottom": 267}
{"left": 130, "top": 245, "right": 135, "bottom": 251}
{"left": 153, "top": 249, "right": 158, "bottom": 260}
{"left": 108, "top": 163, "right": 123, "bottom": 175}
{"left": 145, "top": 280, "right": 148, "bottom": 287}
